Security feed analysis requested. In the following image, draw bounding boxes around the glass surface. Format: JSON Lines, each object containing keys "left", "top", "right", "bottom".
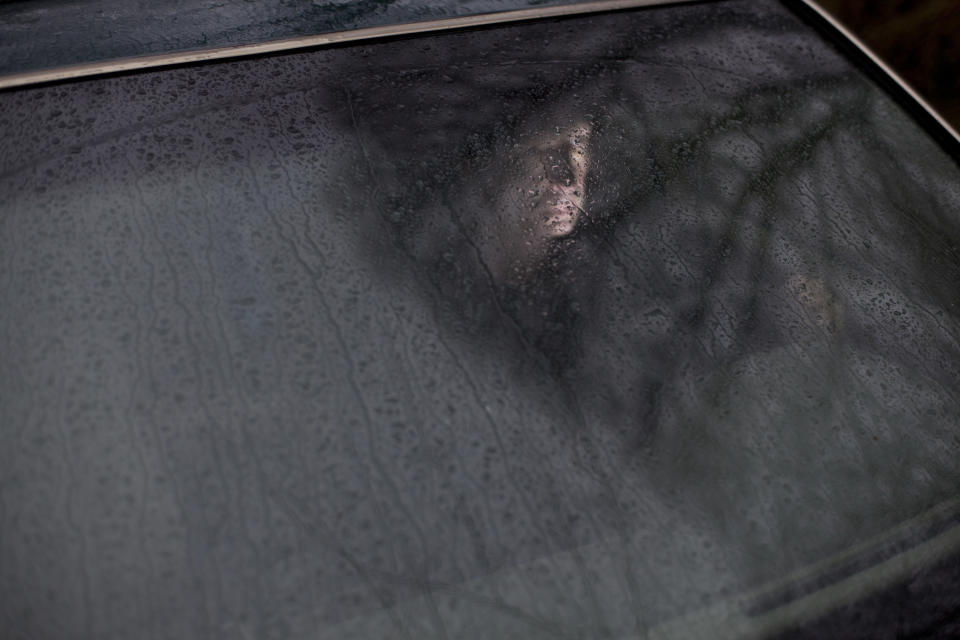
{"left": 1, "top": 0, "right": 959, "bottom": 638}
{"left": 0, "top": 0, "right": 584, "bottom": 77}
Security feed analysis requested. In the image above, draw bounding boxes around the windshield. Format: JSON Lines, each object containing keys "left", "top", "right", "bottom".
{"left": 1, "top": 0, "right": 959, "bottom": 638}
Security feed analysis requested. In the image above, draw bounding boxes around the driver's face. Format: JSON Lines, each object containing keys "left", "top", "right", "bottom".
{"left": 519, "top": 123, "right": 591, "bottom": 238}
{"left": 482, "top": 121, "right": 591, "bottom": 283}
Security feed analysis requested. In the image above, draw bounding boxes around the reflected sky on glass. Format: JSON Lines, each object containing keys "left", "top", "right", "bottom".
{"left": 2, "top": 0, "right": 960, "bottom": 638}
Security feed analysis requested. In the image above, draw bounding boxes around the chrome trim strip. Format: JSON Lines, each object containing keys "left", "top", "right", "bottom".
{"left": 798, "top": 0, "right": 960, "bottom": 145}
{"left": 0, "top": 0, "right": 699, "bottom": 90}
{"left": 646, "top": 496, "right": 960, "bottom": 639}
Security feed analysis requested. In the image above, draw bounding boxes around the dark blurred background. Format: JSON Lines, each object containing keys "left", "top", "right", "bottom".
{"left": 819, "top": 0, "right": 960, "bottom": 129}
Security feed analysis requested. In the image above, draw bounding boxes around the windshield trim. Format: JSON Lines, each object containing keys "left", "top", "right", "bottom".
{"left": 792, "top": 0, "right": 960, "bottom": 147}
{"left": 4, "top": 0, "right": 956, "bottom": 150}
{"left": 647, "top": 497, "right": 960, "bottom": 639}
{"left": 0, "top": 0, "right": 701, "bottom": 91}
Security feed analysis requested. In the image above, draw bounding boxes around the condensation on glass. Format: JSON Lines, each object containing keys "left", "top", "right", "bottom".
{"left": 1, "top": 0, "right": 959, "bottom": 638}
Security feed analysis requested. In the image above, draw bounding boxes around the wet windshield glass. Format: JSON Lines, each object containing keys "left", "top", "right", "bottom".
{"left": 2, "top": 0, "right": 960, "bottom": 637}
